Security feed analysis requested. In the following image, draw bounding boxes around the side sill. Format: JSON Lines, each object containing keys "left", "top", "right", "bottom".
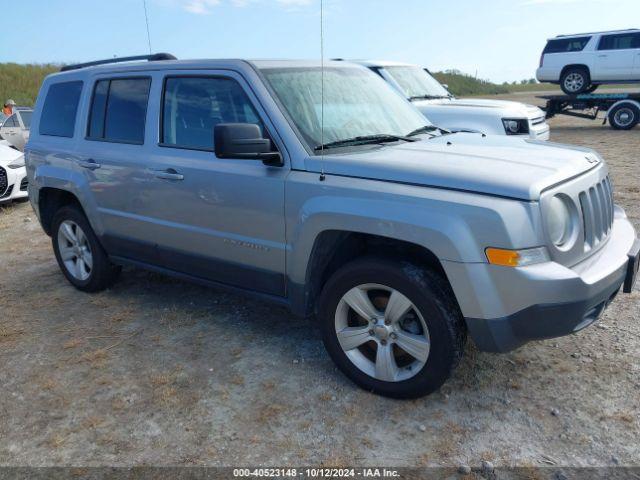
{"left": 110, "top": 255, "right": 293, "bottom": 311}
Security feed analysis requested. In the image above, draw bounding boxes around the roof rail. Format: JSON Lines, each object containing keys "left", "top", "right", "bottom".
{"left": 60, "top": 53, "right": 177, "bottom": 72}
{"left": 557, "top": 28, "right": 638, "bottom": 37}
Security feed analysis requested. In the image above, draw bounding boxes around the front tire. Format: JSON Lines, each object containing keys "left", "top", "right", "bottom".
{"left": 560, "top": 67, "right": 590, "bottom": 94}
{"left": 318, "top": 257, "right": 466, "bottom": 399}
{"left": 52, "top": 205, "right": 120, "bottom": 292}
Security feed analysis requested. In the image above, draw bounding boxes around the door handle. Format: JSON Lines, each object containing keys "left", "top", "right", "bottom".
{"left": 598, "top": 54, "right": 608, "bottom": 57}
{"left": 151, "top": 168, "right": 184, "bottom": 181}
{"left": 78, "top": 159, "right": 101, "bottom": 170}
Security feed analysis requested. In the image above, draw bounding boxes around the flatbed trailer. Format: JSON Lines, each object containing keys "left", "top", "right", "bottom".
{"left": 539, "top": 92, "right": 640, "bottom": 130}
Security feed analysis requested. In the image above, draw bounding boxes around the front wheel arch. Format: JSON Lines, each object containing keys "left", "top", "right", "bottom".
{"left": 317, "top": 256, "right": 467, "bottom": 398}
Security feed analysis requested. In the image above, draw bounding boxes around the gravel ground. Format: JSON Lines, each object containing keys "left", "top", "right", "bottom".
{"left": 0, "top": 91, "right": 638, "bottom": 469}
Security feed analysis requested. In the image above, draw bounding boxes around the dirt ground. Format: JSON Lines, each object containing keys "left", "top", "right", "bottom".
{"left": 0, "top": 91, "right": 638, "bottom": 470}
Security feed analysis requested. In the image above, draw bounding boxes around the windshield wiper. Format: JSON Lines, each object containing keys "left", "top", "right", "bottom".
{"left": 313, "top": 134, "right": 416, "bottom": 151}
{"left": 406, "top": 125, "right": 450, "bottom": 137}
{"left": 408, "top": 94, "right": 449, "bottom": 101}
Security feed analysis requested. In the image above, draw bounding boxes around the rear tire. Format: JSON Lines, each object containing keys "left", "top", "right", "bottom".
{"left": 318, "top": 257, "right": 466, "bottom": 399}
{"left": 52, "top": 205, "right": 120, "bottom": 292}
{"left": 609, "top": 103, "right": 640, "bottom": 130}
{"left": 560, "top": 67, "right": 590, "bottom": 95}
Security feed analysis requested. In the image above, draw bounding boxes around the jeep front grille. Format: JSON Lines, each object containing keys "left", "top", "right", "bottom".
{"left": 579, "top": 176, "right": 614, "bottom": 251}
{"left": 0, "top": 167, "right": 7, "bottom": 197}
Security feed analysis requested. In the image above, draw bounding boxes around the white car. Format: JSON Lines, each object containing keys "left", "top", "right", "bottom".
{"left": 355, "top": 61, "right": 550, "bottom": 140}
{"left": 0, "top": 143, "right": 28, "bottom": 202}
{"left": 0, "top": 108, "right": 32, "bottom": 151}
{"left": 536, "top": 29, "right": 640, "bottom": 94}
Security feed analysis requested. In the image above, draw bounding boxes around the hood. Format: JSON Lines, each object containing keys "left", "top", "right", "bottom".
{"left": 0, "top": 143, "right": 23, "bottom": 165}
{"left": 306, "top": 133, "right": 602, "bottom": 200}
{"left": 414, "top": 97, "right": 544, "bottom": 118}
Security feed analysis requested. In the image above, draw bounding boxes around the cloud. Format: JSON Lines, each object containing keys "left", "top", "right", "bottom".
{"left": 183, "top": 0, "right": 220, "bottom": 14}
{"left": 174, "top": 0, "right": 313, "bottom": 14}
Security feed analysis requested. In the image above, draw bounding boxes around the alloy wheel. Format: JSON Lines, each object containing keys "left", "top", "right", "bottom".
{"left": 564, "top": 73, "right": 585, "bottom": 93}
{"left": 57, "top": 220, "right": 93, "bottom": 281}
{"left": 334, "top": 283, "right": 430, "bottom": 382}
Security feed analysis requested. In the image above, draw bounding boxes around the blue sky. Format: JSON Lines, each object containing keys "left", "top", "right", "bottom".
{"left": 3, "top": 0, "right": 635, "bottom": 82}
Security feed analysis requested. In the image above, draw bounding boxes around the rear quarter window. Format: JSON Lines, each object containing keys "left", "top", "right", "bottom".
{"left": 39, "top": 81, "right": 84, "bottom": 137}
{"left": 543, "top": 37, "right": 591, "bottom": 54}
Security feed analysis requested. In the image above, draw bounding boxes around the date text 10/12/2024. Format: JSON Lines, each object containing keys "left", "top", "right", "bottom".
{"left": 233, "top": 468, "right": 400, "bottom": 478}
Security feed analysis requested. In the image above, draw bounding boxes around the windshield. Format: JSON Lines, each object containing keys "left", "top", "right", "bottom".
{"left": 19, "top": 111, "right": 32, "bottom": 128}
{"left": 384, "top": 66, "right": 450, "bottom": 99}
{"left": 261, "top": 66, "right": 431, "bottom": 151}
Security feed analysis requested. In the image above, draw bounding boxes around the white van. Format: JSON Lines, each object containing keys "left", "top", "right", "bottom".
{"left": 536, "top": 29, "right": 640, "bottom": 94}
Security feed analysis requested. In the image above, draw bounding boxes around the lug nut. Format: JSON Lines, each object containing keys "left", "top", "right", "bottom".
{"left": 368, "top": 330, "right": 374, "bottom": 336}
{"left": 380, "top": 339, "right": 387, "bottom": 345}
{"left": 384, "top": 319, "right": 391, "bottom": 325}
{"left": 390, "top": 333, "right": 397, "bottom": 340}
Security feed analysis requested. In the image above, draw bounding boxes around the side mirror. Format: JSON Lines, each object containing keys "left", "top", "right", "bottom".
{"left": 214, "top": 123, "right": 282, "bottom": 166}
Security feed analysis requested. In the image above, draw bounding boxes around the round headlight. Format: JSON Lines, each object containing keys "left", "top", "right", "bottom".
{"left": 546, "top": 195, "right": 575, "bottom": 247}
{"left": 504, "top": 120, "right": 520, "bottom": 133}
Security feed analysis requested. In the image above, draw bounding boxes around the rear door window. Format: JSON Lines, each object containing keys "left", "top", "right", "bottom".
{"left": 598, "top": 33, "right": 640, "bottom": 50}
{"left": 87, "top": 77, "right": 151, "bottom": 144}
{"left": 39, "top": 81, "right": 83, "bottom": 137}
{"left": 543, "top": 37, "right": 591, "bottom": 54}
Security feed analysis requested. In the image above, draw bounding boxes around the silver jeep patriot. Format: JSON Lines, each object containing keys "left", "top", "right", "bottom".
{"left": 26, "top": 55, "right": 639, "bottom": 398}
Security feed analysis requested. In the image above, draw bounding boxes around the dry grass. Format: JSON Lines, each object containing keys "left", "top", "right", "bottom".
{"left": 254, "top": 403, "right": 285, "bottom": 426}
{"left": 111, "top": 397, "right": 127, "bottom": 411}
{"left": 40, "top": 379, "right": 57, "bottom": 391}
{"left": 63, "top": 338, "right": 83, "bottom": 349}
{"left": 0, "top": 326, "right": 24, "bottom": 341}
{"left": 47, "top": 433, "right": 68, "bottom": 449}
{"left": 81, "top": 416, "right": 106, "bottom": 430}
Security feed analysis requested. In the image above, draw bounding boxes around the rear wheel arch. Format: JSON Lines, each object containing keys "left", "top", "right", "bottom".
{"left": 560, "top": 64, "right": 590, "bottom": 78}
{"left": 302, "top": 231, "right": 457, "bottom": 317}
{"left": 560, "top": 65, "right": 591, "bottom": 94}
{"left": 38, "top": 188, "right": 84, "bottom": 236}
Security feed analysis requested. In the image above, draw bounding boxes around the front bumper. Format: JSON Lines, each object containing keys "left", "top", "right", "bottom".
{"left": 444, "top": 208, "right": 637, "bottom": 352}
{"left": 0, "top": 165, "right": 28, "bottom": 202}
{"left": 528, "top": 119, "right": 550, "bottom": 141}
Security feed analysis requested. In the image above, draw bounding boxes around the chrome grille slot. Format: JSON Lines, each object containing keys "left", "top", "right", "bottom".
{"left": 579, "top": 176, "right": 614, "bottom": 252}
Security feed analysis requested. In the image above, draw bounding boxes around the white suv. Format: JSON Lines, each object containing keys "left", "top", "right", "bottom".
{"left": 355, "top": 61, "right": 550, "bottom": 140}
{"left": 536, "top": 29, "right": 640, "bottom": 94}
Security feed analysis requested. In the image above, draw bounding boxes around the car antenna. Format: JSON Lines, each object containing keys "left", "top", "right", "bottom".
{"left": 319, "top": 0, "right": 326, "bottom": 182}
{"left": 143, "top": 0, "right": 152, "bottom": 54}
